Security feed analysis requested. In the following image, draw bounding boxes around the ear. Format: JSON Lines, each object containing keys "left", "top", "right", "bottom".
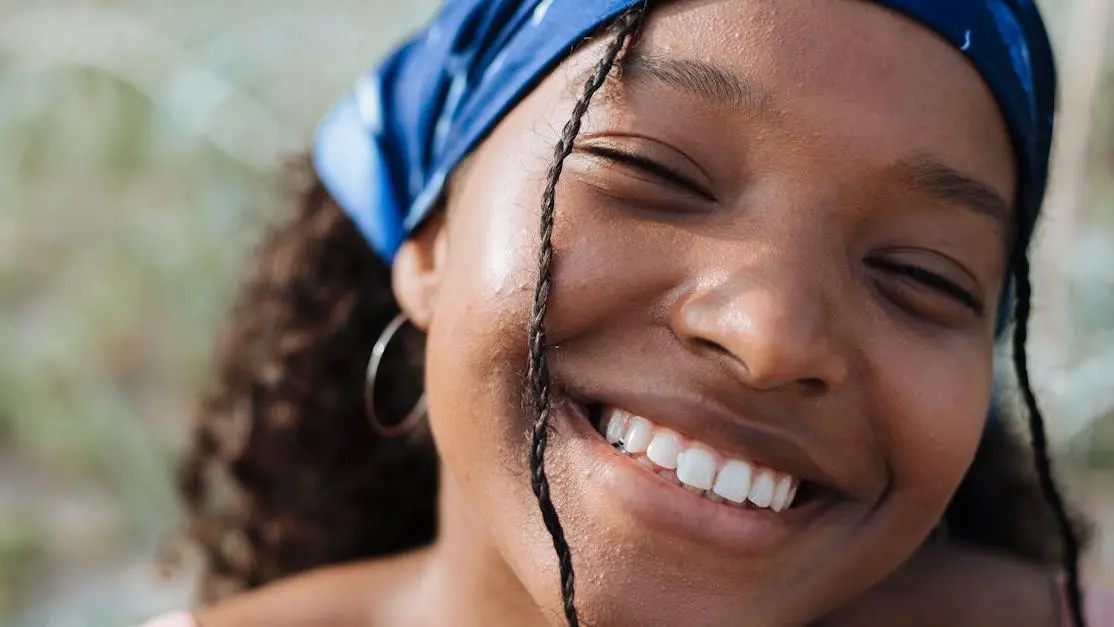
{"left": 392, "top": 211, "right": 448, "bottom": 331}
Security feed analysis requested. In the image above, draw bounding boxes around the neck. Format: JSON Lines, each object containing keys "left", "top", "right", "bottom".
{"left": 417, "top": 467, "right": 551, "bottom": 627}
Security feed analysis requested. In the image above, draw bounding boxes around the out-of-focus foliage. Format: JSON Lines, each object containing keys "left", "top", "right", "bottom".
{"left": 0, "top": 0, "right": 1109, "bottom": 624}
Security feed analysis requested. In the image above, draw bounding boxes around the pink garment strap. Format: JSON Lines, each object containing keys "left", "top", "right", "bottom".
{"left": 1057, "top": 574, "right": 1114, "bottom": 626}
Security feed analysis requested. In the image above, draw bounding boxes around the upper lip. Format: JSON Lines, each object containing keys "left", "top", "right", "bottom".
{"left": 579, "top": 389, "right": 848, "bottom": 496}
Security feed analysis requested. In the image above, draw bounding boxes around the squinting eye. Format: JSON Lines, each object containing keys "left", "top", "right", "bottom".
{"left": 868, "top": 258, "right": 984, "bottom": 315}
{"left": 581, "top": 145, "right": 717, "bottom": 202}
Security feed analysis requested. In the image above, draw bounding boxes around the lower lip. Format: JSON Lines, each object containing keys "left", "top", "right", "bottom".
{"left": 562, "top": 400, "right": 837, "bottom": 556}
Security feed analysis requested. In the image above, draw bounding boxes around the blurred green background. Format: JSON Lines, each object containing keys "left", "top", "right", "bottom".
{"left": 0, "top": 1, "right": 1111, "bottom": 625}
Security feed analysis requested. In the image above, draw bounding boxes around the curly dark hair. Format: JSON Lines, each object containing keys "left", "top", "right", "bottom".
{"left": 179, "top": 164, "right": 437, "bottom": 602}
{"left": 179, "top": 5, "right": 1089, "bottom": 625}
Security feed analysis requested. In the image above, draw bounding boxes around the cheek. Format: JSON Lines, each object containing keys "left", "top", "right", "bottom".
{"left": 415, "top": 91, "right": 601, "bottom": 613}
{"left": 417, "top": 184, "right": 550, "bottom": 602}
{"left": 431, "top": 84, "right": 577, "bottom": 349}
{"left": 877, "top": 337, "right": 994, "bottom": 515}
{"left": 423, "top": 178, "right": 543, "bottom": 469}
{"left": 417, "top": 69, "right": 574, "bottom": 533}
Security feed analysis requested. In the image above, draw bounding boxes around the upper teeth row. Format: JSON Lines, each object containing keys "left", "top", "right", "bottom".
{"left": 602, "top": 409, "right": 799, "bottom": 512}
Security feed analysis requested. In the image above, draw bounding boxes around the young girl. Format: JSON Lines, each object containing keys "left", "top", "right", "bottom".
{"left": 146, "top": 0, "right": 1112, "bottom": 625}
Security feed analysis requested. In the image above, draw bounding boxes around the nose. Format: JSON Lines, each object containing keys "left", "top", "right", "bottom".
{"left": 673, "top": 275, "right": 850, "bottom": 394}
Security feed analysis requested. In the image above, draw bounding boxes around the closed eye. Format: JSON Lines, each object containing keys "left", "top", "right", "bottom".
{"left": 580, "top": 145, "right": 717, "bottom": 202}
{"left": 868, "top": 258, "right": 984, "bottom": 314}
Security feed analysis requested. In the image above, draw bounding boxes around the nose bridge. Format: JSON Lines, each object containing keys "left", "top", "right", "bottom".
{"left": 676, "top": 244, "right": 849, "bottom": 392}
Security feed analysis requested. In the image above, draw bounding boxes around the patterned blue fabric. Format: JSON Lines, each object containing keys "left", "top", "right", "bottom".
{"left": 313, "top": 0, "right": 1056, "bottom": 338}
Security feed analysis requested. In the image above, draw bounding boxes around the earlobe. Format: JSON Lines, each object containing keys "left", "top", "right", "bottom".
{"left": 392, "top": 213, "right": 447, "bottom": 331}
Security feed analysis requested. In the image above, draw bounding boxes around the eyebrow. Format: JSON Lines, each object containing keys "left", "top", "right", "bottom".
{"left": 897, "top": 157, "right": 1013, "bottom": 230}
{"left": 618, "top": 51, "right": 773, "bottom": 113}
{"left": 608, "top": 54, "right": 1012, "bottom": 231}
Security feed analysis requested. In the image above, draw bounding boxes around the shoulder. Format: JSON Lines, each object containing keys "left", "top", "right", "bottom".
{"left": 828, "top": 544, "right": 1063, "bottom": 627}
{"left": 927, "top": 546, "right": 1064, "bottom": 626}
{"left": 927, "top": 547, "right": 1114, "bottom": 627}
{"left": 187, "top": 549, "right": 431, "bottom": 627}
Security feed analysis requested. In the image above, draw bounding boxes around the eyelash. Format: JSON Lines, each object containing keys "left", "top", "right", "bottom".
{"left": 868, "top": 258, "right": 983, "bottom": 314}
{"left": 582, "top": 145, "right": 717, "bottom": 202}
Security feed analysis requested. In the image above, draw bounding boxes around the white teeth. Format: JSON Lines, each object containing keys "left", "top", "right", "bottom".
{"left": 676, "top": 447, "right": 717, "bottom": 491}
{"left": 646, "top": 430, "right": 682, "bottom": 469}
{"left": 712, "top": 460, "right": 753, "bottom": 504}
{"left": 771, "top": 474, "right": 794, "bottom": 512}
{"left": 596, "top": 409, "right": 802, "bottom": 512}
{"left": 605, "top": 412, "right": 627, "bottom": 444}
{"left": 623, "top": 417, "right": 654, "bottom": 454}
{"left": 748, "top": 471, "right": 776, "bottom": 508}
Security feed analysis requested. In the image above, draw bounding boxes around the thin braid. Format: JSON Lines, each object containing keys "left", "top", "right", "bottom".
{"left": 1011, "top": 252, "right": 1086, "bottom": 627}
{"left": 526, "top": 5, "right": 646, "bottom": 626}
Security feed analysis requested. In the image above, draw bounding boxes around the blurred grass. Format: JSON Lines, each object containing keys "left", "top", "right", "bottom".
{"left": 0, "top": 3, "right": 439, "bottom": 623}
{"left": 0, "top": 516, "right": 45, "bottom": 617}
{"left": 0, "top": 0, "right": 1110, "bottom": 624}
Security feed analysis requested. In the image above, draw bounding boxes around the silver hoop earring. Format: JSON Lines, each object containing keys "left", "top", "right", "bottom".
{"left": 365, "top": 313, "right": 427, "bottom": 437}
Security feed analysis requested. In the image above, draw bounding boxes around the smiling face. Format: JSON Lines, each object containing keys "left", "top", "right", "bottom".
{"left": 392, "top": 0, "right": 1017, "bottom": 624}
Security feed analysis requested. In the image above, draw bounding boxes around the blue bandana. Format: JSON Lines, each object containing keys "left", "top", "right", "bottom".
{"left": 314, "top": 0, "right": 1056, "bottom": 338}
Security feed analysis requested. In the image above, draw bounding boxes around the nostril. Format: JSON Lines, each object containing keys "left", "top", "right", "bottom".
{"left": 689, "top": 336, "right": 742, "bottom": 363}
{"left": 687, "top": 335, "right": 834, "bottom": 394}
{"left": 798, "top": 377, "right": 827, "bottom": 395}
{"left": 688, "top": 336, "right": 750, "bottom": 371}
{"left": 692, "top": 338, "right": 725, "bottom": 355}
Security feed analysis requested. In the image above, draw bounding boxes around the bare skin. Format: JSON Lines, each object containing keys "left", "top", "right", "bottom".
{"left": 194, "top": 545, "right": 1063, "bottom": 626}
{"left": 194, "top": 0, "right": 1045, "bottom": 624}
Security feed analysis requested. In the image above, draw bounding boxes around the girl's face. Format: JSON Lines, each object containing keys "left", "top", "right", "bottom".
{"left": 395, "top": 0, "right": 1016, "bottom": 624}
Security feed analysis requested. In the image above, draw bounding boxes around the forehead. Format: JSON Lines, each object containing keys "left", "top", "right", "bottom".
{"left": 623, "top": 0, "right": 1016, "bottom": 205}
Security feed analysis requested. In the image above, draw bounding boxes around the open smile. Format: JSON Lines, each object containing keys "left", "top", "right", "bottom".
{"left": 561, "top": 397, "right": 844, "bottom": 555}
{"left": 595, "top": 405, "right": 802, "bottom": 511}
